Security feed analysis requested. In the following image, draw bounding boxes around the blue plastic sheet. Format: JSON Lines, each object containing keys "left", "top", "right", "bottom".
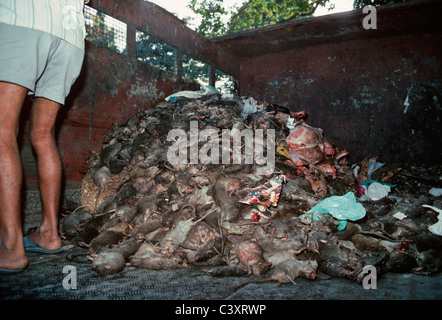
{"left": 299, "top": 192, "right": 366, "bottom": 230}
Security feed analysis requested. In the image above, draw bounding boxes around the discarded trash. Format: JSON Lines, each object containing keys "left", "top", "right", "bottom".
{"left": 300, "top": 192, "right": 366, "bottom": 230}
{"left": 165, "top": 85, "right": 219, "bottom": 102}
{"left": 241, "top": 97, "right": 259, "bottom": 117}
{"left": 239, "top": 175, "right": 285, "bottom": 219}
{"left": 286, "top": 117, "right": 296, "bottom": 130}
{"left": 366, "top": 181, "right": 390, "bottom": 201}
{"left": 429, "top": 188, "right": 442, "bottom": 197}
{"left": 424, "top": 205, "right": 442, "bottom": 236}
{"left": 361, "top": 180, "right": 396, "bottom": 188}
{"left": 393, "top": 212, "right": 407, "bottom": 220}
{"left": 285, "top": 122, "right": 325, "bottom": 166}
{"left": 367, "top": 161, "right": 385, "bottom": 179}
{"left": 364, "top": 181, "right": 391, "bottom": 201}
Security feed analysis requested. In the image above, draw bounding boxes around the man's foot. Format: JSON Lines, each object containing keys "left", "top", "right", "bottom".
{"left": 25, "top": 227, "right": 62, "bottom": 253}
{"left": 0, "top": 240, "right": 29, "bottom": 273}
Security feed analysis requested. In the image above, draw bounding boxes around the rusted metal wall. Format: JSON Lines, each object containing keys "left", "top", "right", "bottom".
{"left": 216, "top": 0, "right": 442, "bottom": 164}
{"left": 20, "top": 42, "right": 198, "bottom": 186}
{"left": 239, "top": 34, "right": 441, "bottom": 164}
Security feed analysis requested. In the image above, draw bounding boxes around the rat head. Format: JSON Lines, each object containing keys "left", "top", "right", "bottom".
{"left": 300, "top": 260, "right": 318, "bottom": 280}
{"left": 252, "top": 261, "right": 272, "bottom": 275}
{"left": 304, "top": 270, "right": 316, "bottom": 280}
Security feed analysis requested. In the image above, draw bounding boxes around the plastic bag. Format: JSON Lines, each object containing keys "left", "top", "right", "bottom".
{"left": 359, "top": 180, "right": 395, "bottom": 201}
{"left": 367, "top": 161, "right": 385, "bottom": 179}
{"left": 365, "top": 181, "right": 391, "bottom": 201}
{"left": 429, "top": 188, "right": 442, "bottom": 197}
{"left": 299, "top": 192, "right": 366, "bottom": 230}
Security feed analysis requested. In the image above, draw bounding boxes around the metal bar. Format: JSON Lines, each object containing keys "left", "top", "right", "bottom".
{"left": 88, "top": 0, "right": 240, "bottom": 77}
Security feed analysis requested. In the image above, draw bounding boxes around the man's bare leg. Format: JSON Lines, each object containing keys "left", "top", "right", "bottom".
{"left": 25, "top": 97, "right": 62, "bottom": 251}
{"left": 0, "top": 82, "right": 29, "bottom": 271}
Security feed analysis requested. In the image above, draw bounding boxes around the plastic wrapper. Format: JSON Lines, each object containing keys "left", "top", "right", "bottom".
{"left": 239, "top": 175, "right": 286, "bottom": 219}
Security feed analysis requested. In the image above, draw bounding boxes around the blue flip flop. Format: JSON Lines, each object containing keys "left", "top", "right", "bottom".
{"left": 23, "top": 236, "right": 63, "bottom": 254}
{"left": 0, "top": 267, "right": 25, "bottom": 275}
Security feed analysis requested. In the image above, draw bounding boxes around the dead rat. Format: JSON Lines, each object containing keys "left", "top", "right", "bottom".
{"left": 317, "top": 239, "right": 360, "bottom": 279}
{"left": 92, "top": 165, "right": 111, "bottom": 212}
{"left": 204, "top": 265, "right": 248, "bottom": 277}
{"left": 160, "top": 208, "right": 217, "bottom": 252}
{"left": 92, "top": 238, "right": 141, "bottom": 275}
{"left": 235, "top": 258, "right": 318, "bottom": 289}
{"left": 415, "top": 249, "right": 442, "bottom": 275}
{"left": 234, "top": 240, "right": 271, "bottom": 275}
{"left": 89, "top": 230, "right": 125, "bottom": 253}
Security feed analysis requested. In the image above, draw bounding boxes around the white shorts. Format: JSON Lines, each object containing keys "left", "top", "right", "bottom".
{"left": 0, "top": 23, "right": 84, "bottom": 105}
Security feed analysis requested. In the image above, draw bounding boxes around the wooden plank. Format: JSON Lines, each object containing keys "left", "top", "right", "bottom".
{"left": 214, "top": 0, "right": 442, "bottom": 58}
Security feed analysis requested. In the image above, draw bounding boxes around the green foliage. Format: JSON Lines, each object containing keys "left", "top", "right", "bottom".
{"left": 188, "top": 0, "right": 228, "bottom": 37}
{"left": 135, "top": 32, "right": 176, "bottom": 73}
{"left": 183, "top": 55, "right": 209, "bottom": 82}
{"left": 353, "top": 0, "right": 410, "bottom": 9}
{"left": 188, "top": 0, "right": 331, "bottom": 37}
{"left": 85, "top": 10, "right": 118, "bottom": 51}
{"left": 186, "top": 0, "right": 333, "bottom": 91}
{"left": 228, "top": 0, "right": 330, "bottom": 34}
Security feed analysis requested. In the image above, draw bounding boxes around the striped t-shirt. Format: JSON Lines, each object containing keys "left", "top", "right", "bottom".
{"left": 0, "top": 0, "right": 87, "bottom": 51}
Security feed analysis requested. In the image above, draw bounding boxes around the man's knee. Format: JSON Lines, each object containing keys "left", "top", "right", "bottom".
{"left": 29, "top": 97, "right": 60, "bottom": 148}
{"left": 29, "top": 129, "right": 54, "bottom": 149}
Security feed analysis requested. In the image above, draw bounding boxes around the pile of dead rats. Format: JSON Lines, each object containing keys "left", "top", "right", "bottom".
{"left": 61, "top": 87, "right": 442, "bottom": 287}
